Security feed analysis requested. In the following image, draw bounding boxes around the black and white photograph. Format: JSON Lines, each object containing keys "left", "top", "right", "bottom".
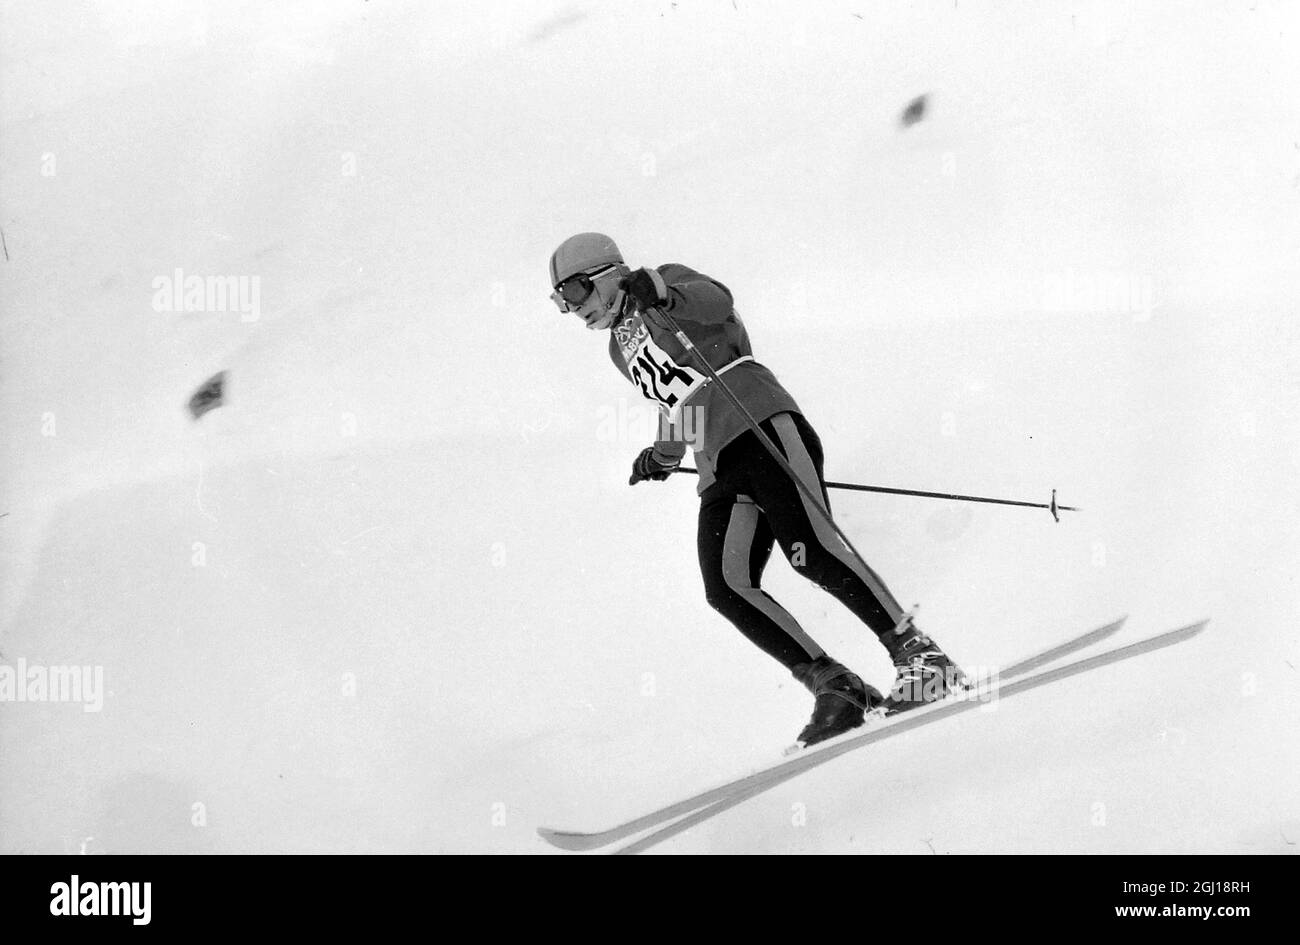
{"left": 1, "top": 0, "right": 1297, "bottom": 876}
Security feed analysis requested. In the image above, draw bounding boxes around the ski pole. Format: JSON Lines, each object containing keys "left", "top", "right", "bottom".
{"left": 643, "top": 304, "right": 904, "bottom": 610}
{"left": 672, "top": 467, "right": 1078, "bottom": 521}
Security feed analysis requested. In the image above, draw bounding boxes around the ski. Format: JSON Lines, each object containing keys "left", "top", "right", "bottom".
{"left": 609, "top": 619, "right": 1208, "bottom": 854}
{"left": 538, "top": 616, "right": 1130, "bottom": 852}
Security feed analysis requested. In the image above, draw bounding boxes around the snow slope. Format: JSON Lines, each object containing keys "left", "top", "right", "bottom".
{"left": 1, "top": 0, "right": 1297, "bottom": 853}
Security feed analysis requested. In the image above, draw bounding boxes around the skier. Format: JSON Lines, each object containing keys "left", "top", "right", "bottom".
{"left": 548, "top": 232, "right": 966, "bottom": 746}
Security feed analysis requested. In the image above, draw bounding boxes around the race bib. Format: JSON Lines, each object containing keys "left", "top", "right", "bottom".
{"left": 627, "top": 333, "right": 707, "bottom": 418}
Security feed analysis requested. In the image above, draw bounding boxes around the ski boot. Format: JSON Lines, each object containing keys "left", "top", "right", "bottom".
{"left": 881, "top": 623, "right": 968, "bottom": 715}
{"left": 791, "top": 656, "right": 884, "bottom": 747}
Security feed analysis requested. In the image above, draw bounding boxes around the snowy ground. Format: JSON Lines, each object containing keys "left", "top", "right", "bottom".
{"left": 1, "top": 0, "right": 1297, "bottom": 854}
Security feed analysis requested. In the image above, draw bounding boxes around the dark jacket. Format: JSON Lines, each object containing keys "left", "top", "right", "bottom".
{"left": 606, "top": 263, "right": 801, "bottom": 493}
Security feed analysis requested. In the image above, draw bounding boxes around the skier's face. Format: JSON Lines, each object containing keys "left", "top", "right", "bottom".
{"left": 553, "top": 265, "right": 623, "bottom": 331}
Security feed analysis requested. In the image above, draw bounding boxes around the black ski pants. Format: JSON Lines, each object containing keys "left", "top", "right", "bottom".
{"left": 697, "top": 412, "right": 907, "bottom": 669}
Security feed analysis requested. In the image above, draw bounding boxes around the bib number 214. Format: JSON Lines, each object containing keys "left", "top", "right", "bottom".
{"left": 628, "top": 336, "right": 705, "bottom": 414}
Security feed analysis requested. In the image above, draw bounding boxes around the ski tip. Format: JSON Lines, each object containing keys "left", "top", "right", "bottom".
{"left": 1174, "top": 618, "right": 1210, "bottom": 638}
{"left": 1124, "top": 618, "right": 1210, "bottom": 650}
{"left": 1087, "top": 615, "right": 1128, "bottom": 637}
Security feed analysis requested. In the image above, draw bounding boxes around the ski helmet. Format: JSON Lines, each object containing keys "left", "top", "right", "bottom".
{"left": 549, "top": 233, "right": 624, "bottom": 288}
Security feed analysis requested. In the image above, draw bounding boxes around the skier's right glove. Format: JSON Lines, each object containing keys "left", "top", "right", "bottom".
{"left": 620, "top": 267, "right": 669, "bottom": 312}
{"left": 628, "top": 446, "right": 680, "bottom": 486}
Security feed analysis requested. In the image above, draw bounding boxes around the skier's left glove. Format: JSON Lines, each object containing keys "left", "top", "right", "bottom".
{"left": 628, "top": 446, "right": 680, "bottom": 485}
{"left": 620, "top": 267, "right": 669, "bottom": 312}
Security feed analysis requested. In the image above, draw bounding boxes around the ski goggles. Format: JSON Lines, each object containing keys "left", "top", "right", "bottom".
{"left": 551, "top": 265, "right": 619, "bottom": 313}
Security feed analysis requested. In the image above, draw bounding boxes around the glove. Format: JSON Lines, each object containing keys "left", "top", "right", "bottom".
{"left": 628, "top": 446, "right": 680, "bottom": 485}
{"left": 620, "top": 267, "right": 668, "bottom": 312}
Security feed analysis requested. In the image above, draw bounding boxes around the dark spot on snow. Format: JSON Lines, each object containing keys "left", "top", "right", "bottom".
{"left": 188, "top": 371, "right": 228, "bottom": 420}
{"left": 900, "top": 94, "right": 929, "bottom": 129}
